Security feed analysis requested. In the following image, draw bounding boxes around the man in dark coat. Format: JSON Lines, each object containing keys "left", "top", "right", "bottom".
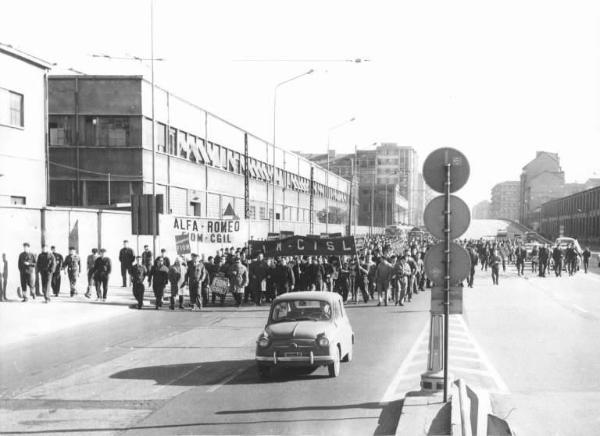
{"left": 515, "top": 243, "right": 527, "bottom": 277}
{"left": 141, "top": 245, "right": 153, "bottom": 285}
{"left": 272, "top": 258, "right": 295, "bottom": 297}
{"left": 119, "top": 240, "right": 135, "bottom": 287}
{"left": 18, "top": 242, "right": 36, "bottom": 302}
{"left": 129, "top": 255, "right": 147, "bottom": 309}
{"left": 149, "top": 256, "right": 169, "bottom": 310}
{"left": 185, "top": 253, "right": 206, "bottom": 310}
{"left": 552, "top": 245, "right": 563, "bottom": 277}
{"left": 36, "top": 244, "right": 56, "bottom": 302}
{"left": 248, "top": 253, "right": 269, "bottom": 305}
{"left": 63, "top": 247, "right": 81, "bottom": 297}
{"left": 582, "top": 247, "right": 592, "bottom": 273}
{"left": 93, "top": 249, "right": 112, "bottom": 301}
{"left": 538, "top": 244, "right": 549, "bottom": 277}
{"left": 50, "top": 246, "right": 64, "bottom": 296}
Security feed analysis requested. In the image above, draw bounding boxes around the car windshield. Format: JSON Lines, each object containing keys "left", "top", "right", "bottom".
{"left": 270, "top": 300, "right": 332, "bottom": 323}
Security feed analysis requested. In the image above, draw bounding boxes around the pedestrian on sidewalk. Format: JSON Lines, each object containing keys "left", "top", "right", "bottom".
{"left": 85, "top": 248, "right": 99, "bottom": 298}
{"left": 539, "top": 244, "right": 549, "bottom": 277}
{"left": 93, "top": 249, "right": 111, "bottom": 301}
{"left": 0, "top": 253, "right": 7, "bottom": 301}
{"left": 185, "top": 253, "right": 206, "bottom": 310}
{"left": 129, "top": 256, "right": 147, "bottom": 309}
{"left": 63, "top": 247, "right": 81, "bottom": 296}
{"left": 50, "top": 246, "right": 64, "bottom": 297}
{"left": 168, "top": 256, "right": 186, "bottom": 310}
{"left": 582, "top": 247, "right": 591, "bottom": 273}
{"left": 36, "top": 244, "right": 56, "bottom": 303}
{"left": 119, "top": 240, "right": 135, "bottom": 287}
{"left": 18, "top": 242, "right": 36, "bottom": 302}
{"left": 149, "top": 256, "right": 169, "bottom": 310}
{"left": 490, "top": 249, "right": 501, "bottom": 285}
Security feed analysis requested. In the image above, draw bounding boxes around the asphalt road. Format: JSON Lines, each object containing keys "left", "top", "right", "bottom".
{"left": 464, "top": 261, "right": 600, "bottom": 436}
{"left": 2, "top": 261, "right": 599, "bottom": 435}
{"left": 0, "top": 291, "right": 431, "bottom": 435}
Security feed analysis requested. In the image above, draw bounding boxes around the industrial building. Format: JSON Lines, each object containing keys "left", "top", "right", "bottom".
{"left": 47, "top": 75, "right": 352, "bottom": 238}
{"left": 537, "top": 185, "right": 600, "bottom": 248}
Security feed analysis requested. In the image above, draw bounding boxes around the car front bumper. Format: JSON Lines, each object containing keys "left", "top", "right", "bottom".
{"left": 256, "top": 351, "right": 334, "bottom": 366}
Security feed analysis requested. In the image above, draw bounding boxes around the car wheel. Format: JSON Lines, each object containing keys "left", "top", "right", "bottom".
{"left": 257, "top": 364, "right": 271, "bottom": 379}
{"left": 328, "top": 347, "right": 341, "bottom": 377}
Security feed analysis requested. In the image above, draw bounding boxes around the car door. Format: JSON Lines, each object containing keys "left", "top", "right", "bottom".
{"left": 337, "top": 299, "right": 352, "bottom": 352}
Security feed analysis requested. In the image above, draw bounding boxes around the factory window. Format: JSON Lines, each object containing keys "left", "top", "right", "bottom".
{"left": 82, "top": 116, "right": 132, "bottom": 147}
{"left": 155, "top": 122, "right": 166, "bottom": 152}
{"left": 168, "top": 127, "right": 177, "bottom": 155}
{"left": 248, "top": 205, "right": 256, "bottom": 219}
{"left": 9, "top": 91, "right": 23, "bottom": 127}
{"left": 259, "top": 206, "right": 266, "bottom": 220}
{"left": 10, "top": 196, "right": 26, "bottom": 205}
{"left": 0, "top": 88, "right": 24, "bottom": 127}
{"left": 49, "top": 115, "right": 75, "bottom": 146}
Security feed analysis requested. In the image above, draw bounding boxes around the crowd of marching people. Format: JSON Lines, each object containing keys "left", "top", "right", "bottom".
{"left": 7, "top": 234, "right": 596, "bottom": 309}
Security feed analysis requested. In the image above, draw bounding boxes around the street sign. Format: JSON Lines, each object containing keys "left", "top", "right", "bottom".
{"left": 431, "top": 286, "right": 463, "bottom": 315}
{"left": 424, "top": 242, "right": 471, "bottom": 286}
{"left": 422, "top": 147, "right": 470, "bottom": 193}
{"left": 423, "top": 195, "right": 471, "bottom": 240}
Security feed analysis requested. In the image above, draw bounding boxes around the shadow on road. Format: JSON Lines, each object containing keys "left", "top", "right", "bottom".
{"left": 110, "top": 360, "right": 344, "bottom": 386}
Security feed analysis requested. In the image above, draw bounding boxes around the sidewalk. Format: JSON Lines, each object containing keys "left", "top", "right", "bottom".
{"left": 0, "top": 286, "right": 135, "bottom": 348}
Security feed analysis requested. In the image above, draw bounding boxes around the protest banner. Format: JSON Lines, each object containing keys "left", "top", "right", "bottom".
{"left": 248, "top": 235, "right": 357, "bottom": 257}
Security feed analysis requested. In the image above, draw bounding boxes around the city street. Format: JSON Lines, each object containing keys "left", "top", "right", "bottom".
{"left": 0, "top": 261, "right": 598, "bottom": 435}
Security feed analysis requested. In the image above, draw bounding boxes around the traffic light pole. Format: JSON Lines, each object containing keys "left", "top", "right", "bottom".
{"left": 443, "top": 163, "right": 451, "bottom": 402}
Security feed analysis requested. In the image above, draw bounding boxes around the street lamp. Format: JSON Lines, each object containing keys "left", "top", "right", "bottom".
{"left": 90, "top": 0, "right": 163, "bottom": 257}
{"left": 325, "top": 117, "right": 355, "bottom": 233}
{"left": 271, "top": 69, "right": 314, "bottom": 232}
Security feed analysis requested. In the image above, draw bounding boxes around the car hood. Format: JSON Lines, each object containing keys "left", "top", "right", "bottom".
{"left": 266, "top": 321, "right": 334, "bottom": 340}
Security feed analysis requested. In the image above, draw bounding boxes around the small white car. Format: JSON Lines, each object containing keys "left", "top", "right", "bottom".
{"left": 255, "top": 291, "right": 354, "bottom": 379}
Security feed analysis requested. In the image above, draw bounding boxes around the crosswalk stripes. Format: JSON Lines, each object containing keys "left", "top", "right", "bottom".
{"left": 382, "top": 314, "right": 510, "bottom": 402}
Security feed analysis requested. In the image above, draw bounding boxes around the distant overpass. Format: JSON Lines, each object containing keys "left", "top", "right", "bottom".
{"left": 462, "top": 219, "right": 552, "bottom": 244}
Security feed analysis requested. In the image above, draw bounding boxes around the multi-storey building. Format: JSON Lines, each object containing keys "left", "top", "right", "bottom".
{"left": 472, "top": 200, "right": 491, "bottom": 219}
{"left": 47, "top": 75, "right": 352, "bottom": 238}
{"left": 490, "top": 181, "right": 520, "bottom": 221}
{"left": 519, "top": 151, "right": 565, "bottom": 226}
{"left": 0, "top": 43, "right": 51, "bottom": 207}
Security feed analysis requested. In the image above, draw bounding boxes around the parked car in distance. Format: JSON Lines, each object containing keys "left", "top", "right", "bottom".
{"left": 255, "top": 291, "right": 354, "bottom": 379}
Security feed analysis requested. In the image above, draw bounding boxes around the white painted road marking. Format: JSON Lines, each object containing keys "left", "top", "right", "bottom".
{"left": 207, "top": 367, "right": 247, "bottom": 393}
{"left": 380, "top": 321, "right": 429, "bottom": 404}
{"left": 455, "top": 316, "right": 510, "bottom": 394}
{"left": 152, "top": 365, "right": 202, "bottom": 393}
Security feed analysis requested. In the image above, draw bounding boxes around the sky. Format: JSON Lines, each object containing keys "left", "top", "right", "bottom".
{"left": 2, "top": 0, "right": 600, "bottom": 208}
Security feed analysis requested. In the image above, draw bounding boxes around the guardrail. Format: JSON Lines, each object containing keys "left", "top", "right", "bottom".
{"left": 451, "top": 378, "right": 515, "bottom": 435}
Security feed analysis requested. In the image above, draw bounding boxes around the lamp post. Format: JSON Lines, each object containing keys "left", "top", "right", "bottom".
{"left": 272, "top": 69, "right": 314, "bottom": 232}
{"left": 90, "top": 0, "right": 164, "bottom": 257}
{"left": 326, "top": 117, "right": 355, "bottom": 233}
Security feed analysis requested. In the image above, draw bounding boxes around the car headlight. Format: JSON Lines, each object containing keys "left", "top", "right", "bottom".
{"left": 317, "top": 336, "right": 329, "bottom": 347}
{"left": 257, "top": 335, "right": 270, "bottom": 348}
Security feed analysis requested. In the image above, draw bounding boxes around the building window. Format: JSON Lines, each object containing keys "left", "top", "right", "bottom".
{"left": 0, "top": 88, "right": 24, "bottom": 127}
{"left": 82, "top": 116, "right": 132, "bottom": 146}
{"left": 155, "top": 122, "right": 166, "bottom": 152}
{"left": 249, "top": 205, "right": 256, "bottom": 219}
{"left": 49, "top": 115, "right": 75, "bottom": 146}
{"left": 169, "top": 127, "right": 177, "bottom": 155}
{"left": 10, "top": 91, "right": 23, "bottom": 127}
{"left": 190, "top": 201, "right": 202, "bottom": 216}
{"left": 259, "top": 206, "right": 266, "bottom": 220}
{"left": 10, "top": 196, "right": 26, "bottom": 205}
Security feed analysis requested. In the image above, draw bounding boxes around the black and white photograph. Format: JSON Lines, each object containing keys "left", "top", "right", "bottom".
{"left": 1, "top": 1, "right": 600, "bottom": 435}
